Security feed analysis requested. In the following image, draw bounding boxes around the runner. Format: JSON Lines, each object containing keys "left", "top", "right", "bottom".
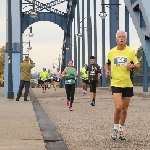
{"left": 40, "top": 68, "right": 48, "bottom": 93}
{"left": 105, "top": 30, "right": 140, "bottom": 140}
{"left": 37, "top": 72, "right": 41, "bottom": 88}
{"left": 53, "top": 68, "right": 61, "bottom": 91}
{"left": 47, "top": 69, "right": 53, "bottom": 89}
{"left": 61, "top": 60, "right": 78, "bottom": 111}
{"left": 86, "top": 56, "right": 101, "bottom": 106}
{"left": 80, "top": 64, "right": 89, "bottom": 95}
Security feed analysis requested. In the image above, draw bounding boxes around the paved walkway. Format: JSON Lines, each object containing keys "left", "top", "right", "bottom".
{"left": 0, "top": 86, "right": 150, "bottom": 150}
{"left": 32, "top": 86, "right": 150, "bottom": 150}
{"left": 0, "top": 87, "right": 46, "bottom": 150}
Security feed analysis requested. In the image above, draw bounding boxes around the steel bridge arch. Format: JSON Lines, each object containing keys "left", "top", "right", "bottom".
{"left": 22, "top": 12, "right": 67, "bottom": 33}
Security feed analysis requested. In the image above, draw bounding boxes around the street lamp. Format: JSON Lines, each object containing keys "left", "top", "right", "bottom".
{"left": 29, "top": 3, "right": 37, "bottom": 18}
{"left": 22, "top": 2, "right": 37, "bottom": 18}
{"left": 30, "top": 11, "right": 37, "bottom": 18}
{"left": 99, "top": 4, "right": 121, "bottom": 30}
{"left": 58, "top": 54, "right": 61, "bottom": 70}
{"left": 28, "top": 26, "right": 34, "bottom": 37}
{"left": 23, "top": 41, "right": 32, "bottom": 51}
{"left": 99, "top": 12, "right": 107, "bottom": 19}
{"left": 66, "top": 43, "right": 73, "bottom": 51}
{"left": 76, "top": 26, "right": 92, "bottom": 56}
{"left": 76, "top": 33, "right": 82, "bottom": 38}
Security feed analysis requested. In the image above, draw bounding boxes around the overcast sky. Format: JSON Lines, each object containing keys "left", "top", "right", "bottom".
{"left": 0, "top": 0, "right": 141, "bottom": 73}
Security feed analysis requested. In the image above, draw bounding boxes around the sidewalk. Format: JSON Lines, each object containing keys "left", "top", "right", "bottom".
{"left": 0, "top": 87, "right": 46, "bottom": 150}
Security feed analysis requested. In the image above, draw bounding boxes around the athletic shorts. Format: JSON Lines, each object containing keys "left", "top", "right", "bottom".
{"left": 82, "top": 79, "right": 89, "bottom": 84}
{"left": 46, "top": 79, "right": 51, "bottom": 83}
{"left": 111, "top": 86, "right": 133, "bottom": 97}
{"left": 89, "top": 80, "right": 98, "bottom": 93}
{"left": 38, "top": 80, "right": 41, "bottom": 84}
{"left": 55, "top": 78, "right": 60, "bottom": 82}
{"left": 41, "top": 80, "right": 46, "bottom": 84}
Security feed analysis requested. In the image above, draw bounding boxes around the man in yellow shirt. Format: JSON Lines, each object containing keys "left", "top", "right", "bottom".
{"left": 40, "top": 68, "right": 48, "bottom": 93}
{"left": 80, "top": 64, "right": 89, "bottom": 95}
{"left": 105, "top": 30, "right": 140, "bottom": 140}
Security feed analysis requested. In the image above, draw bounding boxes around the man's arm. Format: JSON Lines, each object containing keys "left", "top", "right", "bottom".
{"left": 95, "top": 65, "right": 101, "bottom": 73}
{"left": 29, "top": 59, "right": 35, "bottom": 68}
{"left": 105, "top": 59, "right": 111, "bottom": 78}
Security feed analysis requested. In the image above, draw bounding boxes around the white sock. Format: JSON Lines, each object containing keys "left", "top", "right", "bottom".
{"left": 119, "top": 124, "right": 125, "bottom": 131}
{"left": 114, "top": 124, "right": 119, "bottom": 131}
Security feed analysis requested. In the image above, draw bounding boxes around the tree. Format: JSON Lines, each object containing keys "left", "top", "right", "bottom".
{"left": 135, "top": 45, "right": 150, "bottom": 74}
{"left": 0, "top": 46, "right": 5, "bottom": 84}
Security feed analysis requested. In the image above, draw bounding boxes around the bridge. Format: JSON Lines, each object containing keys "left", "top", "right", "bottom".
{"left": 4, "top": 0, "right": 150, "bottom": 97}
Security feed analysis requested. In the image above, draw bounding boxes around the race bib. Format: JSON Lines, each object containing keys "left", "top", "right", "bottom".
{"left": 84, "top": 78, "right": 88, "bottom": 80}
{"left": 67, "top": 79, "right": 72, "bottom": 84}
{"left": 90, "top": 71, "right": 95, "bottom": 75}
{"left": 57, "top": 78, "right": 60, "bottom": 81}
{"left": 114, "top": 56, "right": 127, "bottom": 66}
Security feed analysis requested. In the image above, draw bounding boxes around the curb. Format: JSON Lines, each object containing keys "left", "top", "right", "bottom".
{"left": 29, "top": 89, "right": 68, "bottom": 150}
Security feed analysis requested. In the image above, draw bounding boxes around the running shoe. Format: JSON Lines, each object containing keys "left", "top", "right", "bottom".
{"left": 91, "top": 100, "right": 95, "bottom": 106}
{"left": 110, "top": 129, "right": 118, "bottom": 140}
{"left": 83, "top": 92, "right": 86, "bottom": 96}
{"left": 119, "top": 131, "right": 126, "bottom": 140}
{"left": 67, "top": 100, "right": 70, "bottom": 106}
{"left": 69, "top": 106, "right": 73, "bottom": 111}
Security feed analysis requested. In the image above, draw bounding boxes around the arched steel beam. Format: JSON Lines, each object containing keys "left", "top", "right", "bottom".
{"left": 21, "top": 12, "right": 67, "bottom": 33}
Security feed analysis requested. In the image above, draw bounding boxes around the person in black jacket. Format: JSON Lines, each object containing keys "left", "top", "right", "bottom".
{"left": 86, "top": 56, "right": 101, "bottom": 106}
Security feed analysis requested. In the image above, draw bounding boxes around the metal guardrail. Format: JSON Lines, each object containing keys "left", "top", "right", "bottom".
{"left": 97, "top": 74, "right": 150, "bottom": 87}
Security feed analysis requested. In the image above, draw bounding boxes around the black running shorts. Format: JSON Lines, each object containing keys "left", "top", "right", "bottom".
{"left": 82, "top": 79, "right": 89, "bottom": 84}
{"left": 89, "top": 80, "right": 98, "bottom": 93}
{"left": 46, "top": 79, "right": 51, "bottom": 83}
{"left": 111, "top": 86, "right": 133, "bottom": 97}
{"left": 55, "top": 78, "right": 60, "bottom": 82}
{"left": 41, "top": 80, "right": 46, "bottom": 84}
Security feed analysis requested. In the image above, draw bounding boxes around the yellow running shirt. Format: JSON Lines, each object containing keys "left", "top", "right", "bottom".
{"left": 106, "top": 46, "right": 139, "bottom": 88}
{"left": 80, "top": 67, "right": 88, "bottom": 79}
{"left": 40, "top": 71, "right": 48, "bottom": 81}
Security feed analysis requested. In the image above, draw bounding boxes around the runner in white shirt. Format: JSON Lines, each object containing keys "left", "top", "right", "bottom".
{"left": 53, "top": 68, "right": 61, "bottom": 91}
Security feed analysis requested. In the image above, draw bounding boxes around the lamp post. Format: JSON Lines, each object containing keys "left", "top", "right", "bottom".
{"left": 58, "top": 54, "right": 61, "bottom": 70}
{"left": 99, "top": 1, "right": 120, "bottom": 87}
{"left": 23, "top": 41, "right": 32, "bottom": 51}
{"left": 99, "top": 3, "right": 121, "bottom": 30}
{"left": 7, "top": 0, "right": 14, "bottom": 99}
{"left": 22, "top": 2, "right": 37, "bottom": 18}
{"left": 28, "top": 26, "right": 34, "bottom": 37}
{"left": 30, "top": 3, "right": 37, "bottom": 18}
{"left": 77, "top": 26, "right": 92, "bottom": 56}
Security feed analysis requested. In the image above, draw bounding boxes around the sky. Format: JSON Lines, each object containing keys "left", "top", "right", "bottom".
{"left": 0, "top": 0, "right": 141, "bottom": 73}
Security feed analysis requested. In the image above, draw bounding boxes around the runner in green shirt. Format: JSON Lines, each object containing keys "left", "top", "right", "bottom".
{"left": 61, "top": 60, "right": 78, "bottom": 111}
{"left": 80, "top": 64, "right": 89, "bottom": 95}
{"left": 46, "top": 69, "right": 53, "bottom": 89}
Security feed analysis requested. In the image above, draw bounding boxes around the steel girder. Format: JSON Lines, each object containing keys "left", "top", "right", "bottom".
{"left": 124, "top": 0, "right": 150, "bottom": 66}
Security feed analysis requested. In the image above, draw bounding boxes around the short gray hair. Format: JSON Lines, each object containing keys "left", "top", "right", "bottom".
{"left": 116, "top": 30, "right": 127, "bottom": 38}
